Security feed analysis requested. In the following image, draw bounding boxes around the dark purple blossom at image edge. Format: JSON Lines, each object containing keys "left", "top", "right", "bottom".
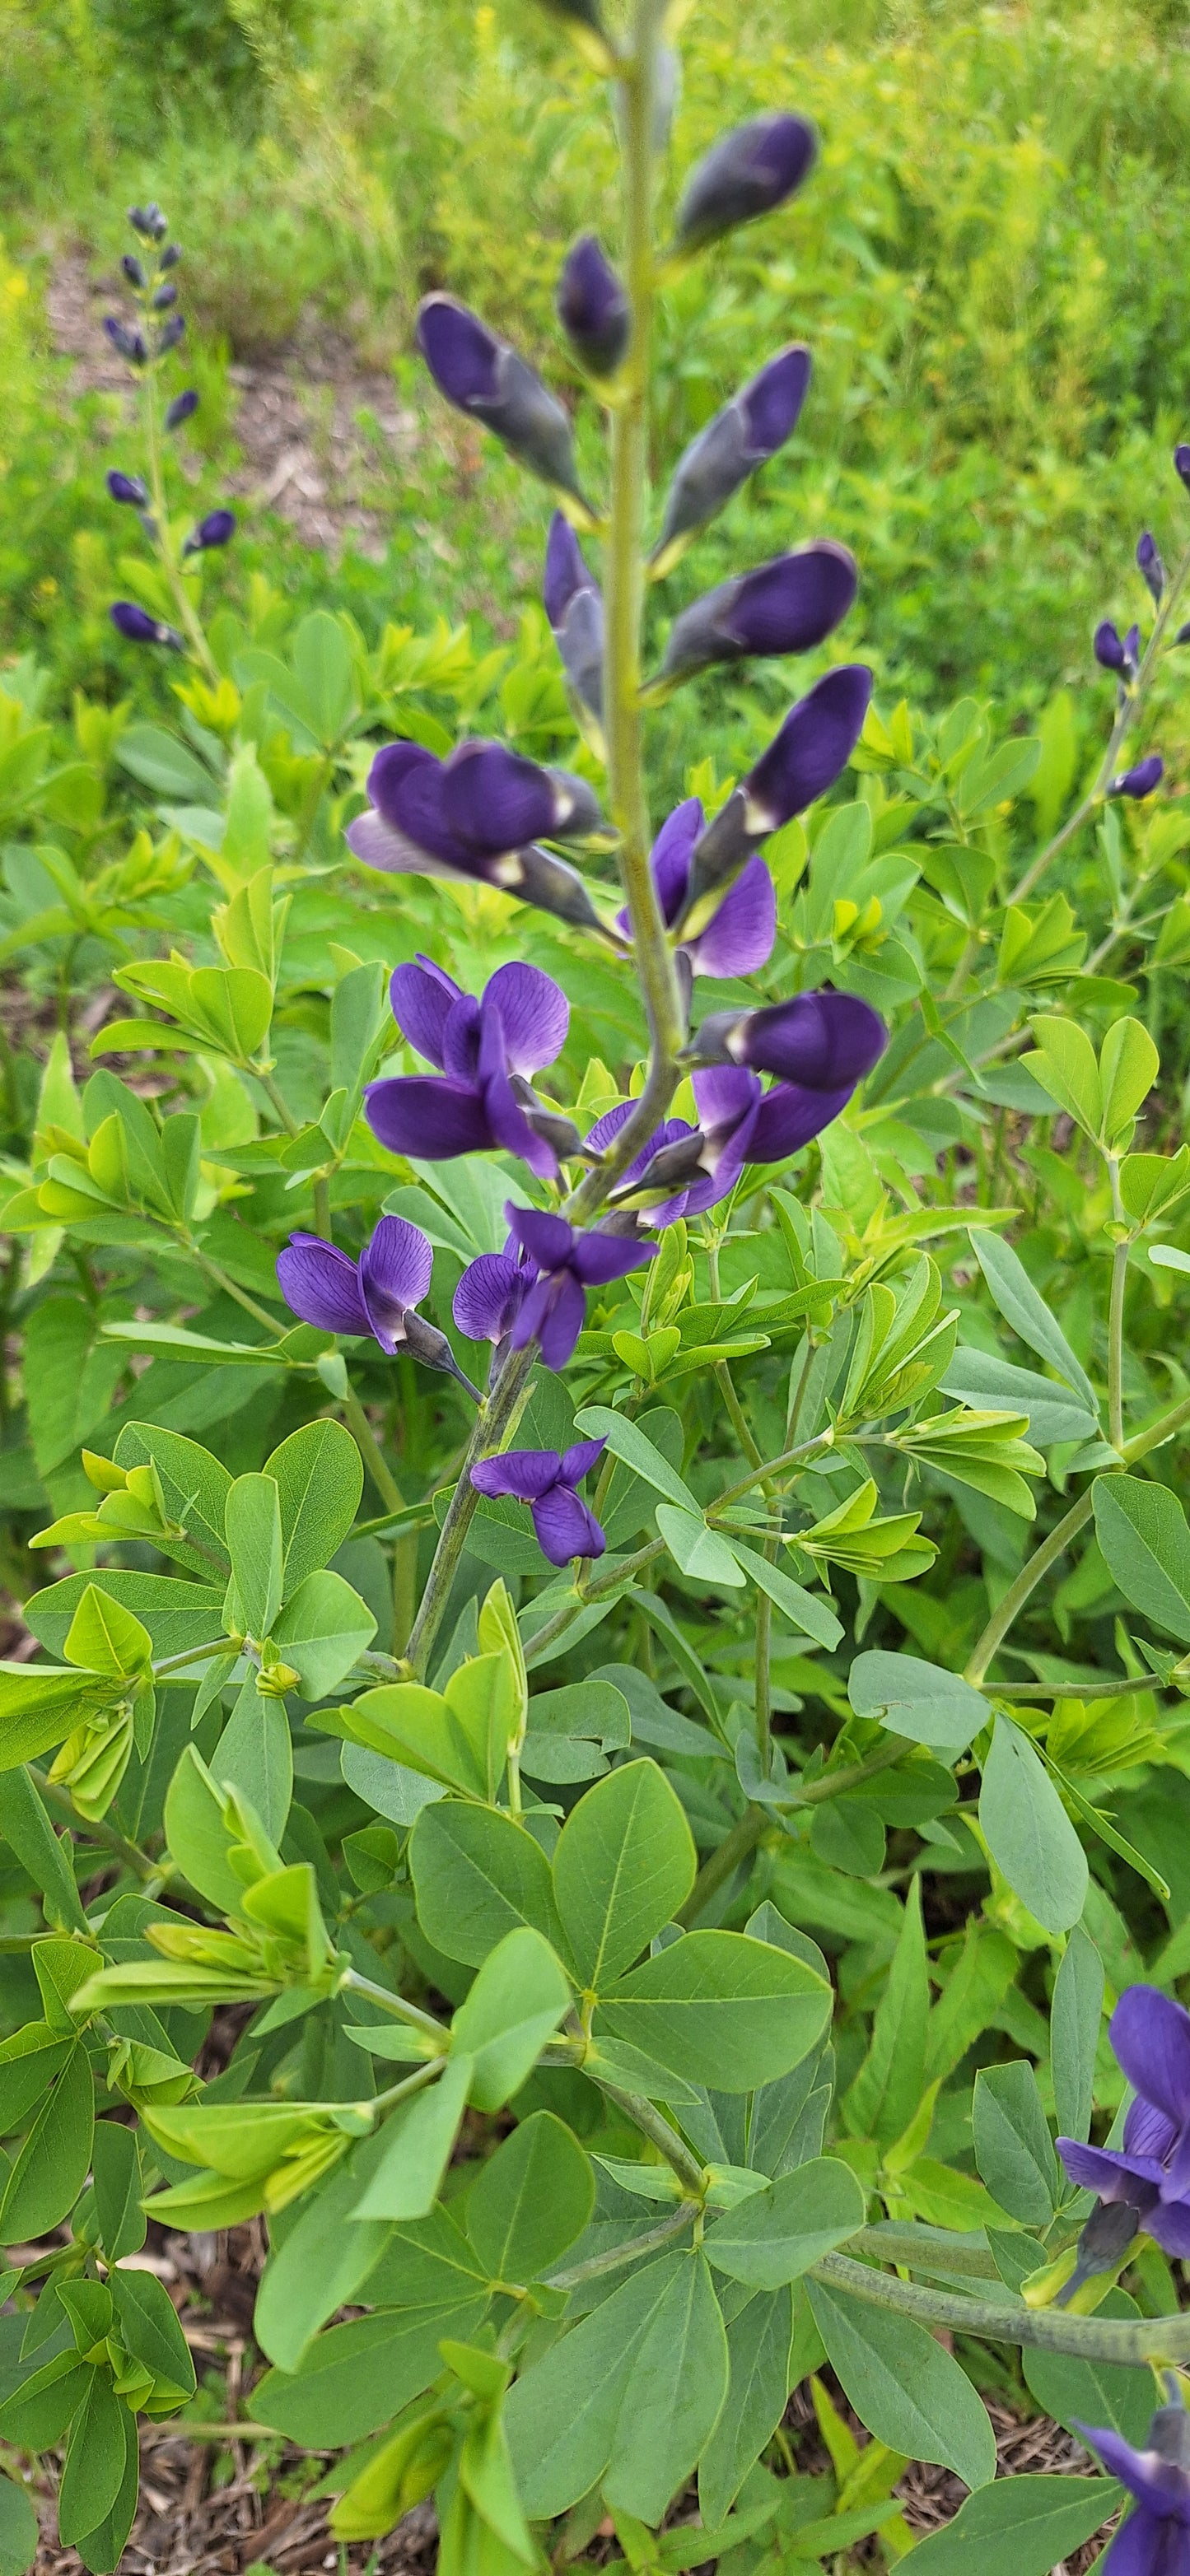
{"left": 470, "top": 1439, "right": 607, "bottom": 1565}
{"left": 1075, "top": 2406, "right": 1190, "bottom": 2576}
{"left": 1057, "top": 1985, "right": 1190, "bottom": 2256}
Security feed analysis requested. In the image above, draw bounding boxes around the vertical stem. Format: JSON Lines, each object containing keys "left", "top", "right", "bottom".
{"left": 404, "top": 1344, "right": 536, "bottom": 1676}
{"left": 142, "top": 364, "right": 219, "bottom": 684}
{"left": 963, "top": 1488, "right": 1095, "bottom": 1686}
{"left": 1107, "top": 1157, "right": 1128, "bottom": 1455}
{"left": 340, "top": 1378, "right": 404, "bottom": 1516}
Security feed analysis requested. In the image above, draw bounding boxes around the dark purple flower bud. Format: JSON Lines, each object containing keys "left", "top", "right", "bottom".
{"left": 346, "top": 737, "right": 610, "bottom": 934}
{"left": 674, "top": 114, "right": 817, "bottom": 255}
{"left": 417, "top": 294, "right": 590, "bottom": 509}
{"left": 471, "top": 1438, "right": 607, "bottom": 1565}
{"left": 689, "top": 988, "right": 888, "bottom": 1092}
{"left": 121, "top": 254, "right": 146, "bottom": 289}
{"left": 106, "top": 471, "right": 149, "bottom": 508}
{"left": 166, "top": 389, "right": 198, "bottom": 431}
{"left": 1110, "top": 755, "right": 1164, "bottom": 799}
{"left": 656, "top": 542, "right": 856, "bottom": 687}
{"left": 152, "top": 282, "right": 179, "bottom": 310}
{"left": 157, "top": 313, "right": 185, "bottom": 354}
{"left": 607, "top": 1049, "right": 872, "bottom": 1223}
{"left": 557, "top": 235, "right": 629, "bottom": 377}
{"left": 128, "top": 203, "right": 168, "bottom": 240}
{"left": 544, "top": 514, "right": 604, "bottom": 720}
{"left": 182, "top": 509, "right": 236, "bottom": 557}
{"left": 1137, "top": 530, "right": 1165, "bottom": 603}
{"left": 1175, "top": 625, "right": 1190, "bottom": 647}
{"left": 160, "top": 244, "right": 181, "bottom": 271}
{"left": 678, "top": 664, "right": 873, "bottom": 920}
{"left": 105, "top": 318, "right": 147, "bottom": 366}
{"left": 1094, "top": 618, "right": 1128, "bottom": 673}
{"left": 110, "top": 602, "right": 184, "bottom": 650}
{"left": 504, "top": 1204, "right": 654, "bottom": 1371}
{"left": 654, "top": 345, "right": 812, "bottom": 570}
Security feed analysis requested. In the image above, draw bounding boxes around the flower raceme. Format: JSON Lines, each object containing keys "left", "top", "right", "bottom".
{"left": 276, "top": 1215, "right": 478, "bottom": 1392}
{"left": 1076, "top": 2402, "right": 1190, "bottom": 2576}
{"left": 470, "top": 1438, "right": 607, "bottom": 1565}
{"left": 366, "top": 958, "right": 577, "bottom": 1181}
{"left": 345, "top": 738, "right": 609, "bottom": 934}
{"left": 1057, "top": 1985, "right": 1190, "bottom": 2258}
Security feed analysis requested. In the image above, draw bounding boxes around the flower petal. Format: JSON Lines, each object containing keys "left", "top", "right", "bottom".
{"left": 532, "top": 1484, "right": 606, "bottom": 1564}
{"left": 1100, "top": 2507, "right": 1183, "bottom": 2576}
{"left": 569, "top": 1228, "right": 656, "bottom": 1287}
{"left": 688, "top": 855, "right": 777, "bottom": 978}
{"left": 738, "top": 989, "right": 888, "bottom": 1088}
{"left": 390, "top": 956, "right": 461, "bottom": 1069}
{"left": 1112, "top": 1987, "right": 1190, "bottom": 2132}
{"left": 744, "top": 663, "right": 873, "bottom": 831}
{"left": 693, "top": 1064, "right": 761, "bottom": 1129}
{"left": 454, "top": 1253, "right": 529, "bottom": 1344}
{"left": 1144, "top": 2198, "right": 1190, "bottom": 2261}
{"left": 651, "top": 799, "right": 702, "bottom": 924}
{"left": 471, "top": 1447, "right": 562, "bottom": 1502}
{"left": 365, "top": 1075, "right": 494, "bottom": 1160}
{"left": 484, "top": 962, "right": 570, "bottom": 1074}
{"left": 360, "top": 1216, "right": 434, "bottom": 1346}
{"left": 276, "top": 1236, "right": 369, "bottom": 1336}
{"left": 482, "top": 1063, "right": 560, "bottom": 1180}
{"left": 748, "top": 1077, "right": 856, "bottom": 1162}
{"left": 561, "top": 1438, "right": 606, "bottom": 1484}
{"left": 441, "top": 740, "right": 557, "bottom": 859}
{"left": 505, "top": 1204, "right": 576, "bottom": 1273}
{"left": 441, "top": 993, "right": 483, "bottom": 1085}
{"left": 368, "top": 740, "right": 439, "bottom": 825}
{"left": 345, "top": 808, "right": 463, "bottom": 879}
{"left": 536, "top": 1272, "right": 589, "bottom": 1371}
{"left": 1056, "top": 2137, "right": 1165, "bottom": 2200}
{"left": 1125, "top": 2097, "right": 1179, "bottom": 2162}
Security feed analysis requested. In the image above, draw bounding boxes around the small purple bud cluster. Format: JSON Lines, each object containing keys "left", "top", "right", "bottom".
{"left": 103, "top": 203, "right": 237, "bottom": 654}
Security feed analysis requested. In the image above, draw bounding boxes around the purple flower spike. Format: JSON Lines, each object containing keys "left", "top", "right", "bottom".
{"left": 557, "top": 235, "right": 630, "bottom": 378}
{"left": 182, "top": 509, "right": 236, "bottom": 557}
{"left": 1138, "top": 531, "right": 1165, "bottom": 603}
{"left": 1111, "top": 755, "right": 1164, "bottom": 800}
{"left": 368, "top": 955, "right": 575, "bottom": 1180}
{"left": 166, "top": 389, "right": 199, "bottom": 431}
{"left": 107, "top": 471, "right": 149, "bottom": 508}
{"left": 417, "top": 293, "right": 590, "bottom": 507}
{"left": 654, "top": 345, "right": 812, "bottom": 566}
{"left": 505, "top": 1204, "right": 655, "bottom": 1371}
{"left": 346, "top": 736, "right": 609, "bottom": 936}
{"left": 1075, "top": 2405, "right": 1190, "bottom": 2575}
{"left": 657, "top": 543, "right": 857, "bottom": 687}
{"left": 110, "top": 603, "right": 184, "bottom": 650}
{"left": 471, "top": 1438, "right": 607, "bottom": 1565}
{"left": 691, "top": 988, "right": 888, "bottom": 1089}
{"left": 679, "top": 664, "right": 873, "bottom": 920}
{"left": 278, "top": 1217, "right": 479, "bottom": 1395}
{"left": 675, "top": 113, "right": 818, "bottom": 254}
{"left": 544, "top": 515, "right": 604, "bottom": 721}
{"left": 616, "top": 798, "right": 777, "bottom": 981}
{"left": 1057, "top": 1985, "right": 1190, "bottom": 2260}
{"left": 1176, "top": 443, "right": 1190, "bottom": 493}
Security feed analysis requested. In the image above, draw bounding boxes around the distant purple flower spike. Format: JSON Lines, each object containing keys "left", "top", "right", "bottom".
{"left": 1075, "top": 2404, "right": 1190, "bottom": 2575}
{"left": 1138, "top": 531, "right": 1165, "bottom": 603}
{"left": 369, "top": 957, "right": 574, "bottom": 1181}
{"left": 504, "top": 1203, "right": 654, "bottom": 1370}
{"left": 691, "top": 988, "right": 888, "bottom": 1088}
{"left": 471, "top": 1437, "right": 607, "bottom": 1565}
{"left": 346, "top": 736, "right": 610, "bottom": 936}
{"left": 655, "top": 345, "right": 812, "bottom": 565}
{"left": 1111, "top": 756, "right": 1164, "bottom": 800}
{"left": 453, "top": 1251, "right": 534, "bottom": 1346}
{"left": 679, "top": 664, "right": 873, "bottom": 919}
{"left": 544, "top": 514, "right": 604, "bottom": 720}
{"left": 616, "top": 797, "right": 777, "bottom": 981}
{"left": 105, "top": 318, "right": 147, "bottom": 366}
{"left": 110, "top": 603, "right": 184, "bottom": 650}
{"left": 107, "top": 471, "right": 149, "bottom": 508}
{"left": 1057, "top": 1985, "right": 1190, "bottom": 2258}
{"left": 277, "top": 1217, "right": 479, "bottom": 1395}
{"left": 657, "top": 543, "right": 857, "bottom": 686}
{"left": 675, "top": 113, "right": 818, "bottom": 254}
{"left": 417, "top": 292, "right": 590, "bottom": 506}
{"left": 183, "top": 509, "right": 236, "bottom": 557}
{"left": 166, "top": 389, "right": 199, "bottom": 431}
{"left": 557, "top": 235, "right": 630, "bottom": 377}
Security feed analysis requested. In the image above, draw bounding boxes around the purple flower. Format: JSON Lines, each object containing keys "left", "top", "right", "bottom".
{"left": 600, "top": 1011, "right": 882, "bottom": 1223}
{"left": 453, "top": 1251, "right": 534, "bottom": 1347}
{"left": 616, "top": 799, "right": 777, "bottom": 981}
{"left": 1075, "top": 2403, "right": 1190, "bottom": 2576}
{"left": 1095, "top": 620, "right": 1140, "bottom": 679}
{"left": 1057, "top": 1986, "right": 1190, "bottom": 2259}
{"left": 182, "top": 510, "right": 236, "bottom": 557}
{"left": 1175, "top": 444, "right": 1190, "bottom": 494}
{"left": 110, "top": 603, "right": 184, "bottom": 650}
{"left": 277, "top": 1216, "right": 478, "bottom": 1394}
{"left": 656, "top": 543, "right": 857, "bottom": 687}
{"left": 675, "top": 114, "right": 818, "bottom": 254}
{"left": 157, "top": 314, "right": 185, "bottom": 354}
{"left": 105, "top": 318, "right": 147, "bottom": 366}
{"left": 121, "top": 254, "right": 146, "bottom": 290}
{"left": 504, "top": 1205, "right": 655, "bottom": 1371}
{"left": 417, "top": 293, "right": 589, "bottom": 506}
{"left": 345, "top": 738, "right": 609, "bottom": 935}
{"left": 152, "top": 282, "right": 179, "bottom": 311}
{"left": 1111, "top": 756, "right": 1164, "bottom": 800}
{"left": 557, "top": 236, "right": 629, "bottom": 377}
{"left": 128, "top": 203, "right": 168, "bottom": 240}
{"left": 689, "top": 988, "right": 888, "bottom": 1087}
{"left": 677, "top": 664, "right": 873, "bottom": 920}
{"left": 471, "top": 1439, "right": 607, "bottom": 1566}
{"left": 107, "top": 471, "right": 149, "bottom": 507}
{"left": 1138, "top": 532, "right": 1165, "bottom": 603}
{"left": 366, "top": 957, "right": 576, "bottom": 1181}
{"left": 166, "top": 389, "right": 199, "bottom": 431}
{"left": 654, "top": 346, "right": 812, "bottom": 568}
{"left": 544, "top": 515, "right": 604, "bottom": 721}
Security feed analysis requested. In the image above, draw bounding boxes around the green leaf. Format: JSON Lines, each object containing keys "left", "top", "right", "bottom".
{"left": 163, "top": 1744, "right": 246, "bottom": 1913}
{"left": 253, "top": 2296, "right": 492, "bottom": 2446}
{"left": 656, "top": 1503, "right": 746, "bottom": 1586}
{"left": 1099, "top": 1016, "right": 1159, "bottom": 1148}
{"left": 110, "top": 2264, "right": 195, "bottom": 2400}
{"left": 521, "top": 1679, "right": 631, "bottom": 1782}
{"left": 272, "top": 1568, "right": 376, "bottom": 1698}
{"left": 450, "top": 1926, "right": 571, "bottom": 2110}
{"left": 698, "top": 2288, "right": 792, "bottom": 2526}
{"left": 465, "top": 2112, "right": 594, "bottom": 2284}
{"left": 0, "top": 2473, "right": 39, "bottom": 2576}
{"left": 1022, "top": 1016, "right": 1102, "bottom": 1139}
{"left": 0, "top": 2046, "right": 94, "bottom": 2240}
{"left": 24, "top": 1569, "right": 226, "bottom": 1663}
{"left": 806, "top": 2277, "right": 996, "bottom": 2490}
{"left": 978, "top": 1715, "right": 1088, "bottom": 1934}
{"left": 350, "top": 2057, "right": 474, "bottom": 2224}
{"left": 58, "top": 2373, "right": 127, "bottom": 2546}
{"left": 116, "top": 722, "right": 216, "bottom": 799}
{"left": 1051, "top": 1925, "right": 1104, "bottom": 2149}
{"left": 597, "top": 1930, "right": 831, "bottom": 2093}
{"left": 940, "top": 1350, "right": 1097, "bottom": 1446}
{"left": 408, "top": 1801, "right": 562, "bottom": 1968}
{"left": 91, "top": 2121, "right": 145, "bottom": 2262}
{"left": 1093, "top": 1474, "right": 1190, "bottom": 1643}
{"left": 0, "top": 1768, "right": 87, "bottom": 1932}
{"left": 843, "top": 1880, "right": 928, "bottom": 2147}
{"left": 573, "top": 1406, "right": 702, "bottom": 1513}
{"left": 553, "top": 1760, "right": 697, "bottom": 1987}
{"left": 63, "top": 1586, "right": 151, "bottom": 1680}
{"left": 505, "top": 2253, "right": 693, "bottom": 2518}
{"left": 211, "top": 1678, "right": 292, "bottom": 1845}
{"left": 224, "top": 1471, "right": 283, "bottom": 1638}
{"left": 0, "top": 2021, "right": 76, "bottom": 2131}
{"left": 0, "top": 2353, "right": 94, "bottom": 2450}
{"left": 0, "top": 1665, "right": 107, "bottom": 1771}
{"left": 973, "top": 1233, "right": 1098, "bottom": 1416}
{"left": 973, "top": 2061, "right": 1059, "bottom": 2226}
{"left": 875, "top": 2475, "right": 1118, "bottom": 2576}
{"left": 603, "top": 2251, "right": 729, "bottom": 2524}
{"left": 847, "top": 1650, "right": 986, "bottom": 1751}
{"left": 254, "top": 2150, "right": 393, "bottom": 2373}
{"left": 702, "top": 2157, "right": 865, "bottom": 2287}
{"left": 266, "top": 1419, "right": 364, "bottom": 1596}
{"left": 726, "top": 1540, "right": 843, "bottom": 1649}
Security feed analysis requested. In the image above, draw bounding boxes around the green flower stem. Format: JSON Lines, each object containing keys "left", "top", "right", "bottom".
{"left": 711, "top": 1431, "right": 835, "bottom": 1516}
{"left": 338, "top": 1377, "right": 403, "bottom": 1516}
{"left": 545, "top": 2202, "right": 698, "bottom": 2290}
{"left": 851, "top": 2225, "right": 1000, "bottom": 2280}
{"left": 338, "top": 1963, "right": 450, "bottom": 2046}
{"left": 677, "top": 1738, "right": 912, "bottom": 1929}
{"left": 371, "top": 2057, "right": 446, "bottom": 2116}
{"left": 964, "top": 1488, "right": 1095, "bottom": 1687}
{"left": 29, "top": 1766, "right": 159, "bottom": 1886}
{"left": 181, "top": 1239, "right": 282, "bottom": 1334}
{"left": 141, "top": 364, "right": 219, "bottom": 686}
{"left": 810, "top": 2248, "right": 1190, "bottom": 2363}
{"left": 1009, "top": 531, "right": 1190, "bottom": 907}
{"left": 590, "top": 2076, "right": 707, "bottom": 2198}
{"left": 1108, "top": 1157, "right": 1128, "bottom": 1455}
{"left": 978, "top": 1669, "right": 1168, "bottom": 1702}
{"left": 522, "top": 1535, "right": 669, "bottom": 1665}
{"left": 152, "top": 1640, "right": 232, "bottom": 1678}
{"left": 404, "top": 1342, "right": 536, "bottom": 1677}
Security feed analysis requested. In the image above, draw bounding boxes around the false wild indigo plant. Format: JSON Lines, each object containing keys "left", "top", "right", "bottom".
{"left": 11, "top": 1, "right": 1190, "bottom": 2569}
